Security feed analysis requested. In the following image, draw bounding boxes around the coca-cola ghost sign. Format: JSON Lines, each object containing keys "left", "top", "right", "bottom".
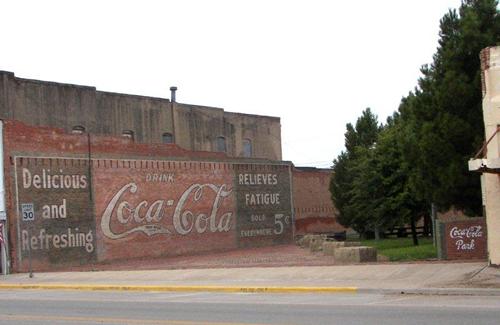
{"left": 93, "top": 161, "right": 293, "bottom": 262}
{"left": 100, "top": 182, "right": 233, "bottom": 239}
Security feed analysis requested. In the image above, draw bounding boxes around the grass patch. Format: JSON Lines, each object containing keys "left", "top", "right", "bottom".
{"left": 356, "top": 237, "right": 437, "bottom": 262}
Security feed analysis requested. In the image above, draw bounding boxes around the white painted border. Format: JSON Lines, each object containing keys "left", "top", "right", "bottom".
{"left": 0, "top": 121, "right": 9, "bottom": 274}
{"left": 14, "top": 155, "right": 21, "bottom": 263}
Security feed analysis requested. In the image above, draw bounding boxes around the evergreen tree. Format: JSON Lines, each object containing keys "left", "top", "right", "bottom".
{"left": 400, "top": 0, "right": 499, "bottom": 215}
{"left": 330, "top": 108, "right": 381, "bottom": 235}
{"left": 373, "top": 115, "right": 427, "bottom": 244}
{"left": 330, "top": 1, "right": 499, "bottom": 241}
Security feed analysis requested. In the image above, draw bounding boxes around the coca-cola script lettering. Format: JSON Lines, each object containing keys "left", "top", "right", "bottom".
{"left": 101, "top": 183, "right": 233, "bottom": 239}
{"left": 449, "top": 226, "right": 483, "bottom": 239}
{"left": 449, "top": 226, "right": 483, "bottom": 251}
{"left": 455, "top": 239, "right": 476, "bottom": 250}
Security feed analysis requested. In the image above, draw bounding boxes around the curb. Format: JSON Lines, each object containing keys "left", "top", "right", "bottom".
{"left": 0, "top": 284, "right": 358, "bottom": 294}
{"left": 2, "top": 284, "right": 498, "bottom": 296}
{"left": 359, "top": 288, "right": 500, "bottom": 296}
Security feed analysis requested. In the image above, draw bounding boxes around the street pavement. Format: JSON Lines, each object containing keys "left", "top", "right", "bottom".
{"left": 1, "top": 245, "right": 499, "bottom": 324}
{"left": 1, "top": 290, "right": 500, "bottom": 325}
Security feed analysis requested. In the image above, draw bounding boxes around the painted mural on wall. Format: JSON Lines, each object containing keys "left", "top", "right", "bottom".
{"left": 92, "top": 160, "right": 237, "bottom": 261}
{"left": 14, "top": 157, "right": 293, "bottom": 269}
{"left": 15, "top": 157, "right": 97, "bottom": 267}
{"left": 234, "top": 165, "right": 293, "bottom": 248}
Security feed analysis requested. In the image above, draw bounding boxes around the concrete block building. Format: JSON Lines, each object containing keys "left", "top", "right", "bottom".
{"left": 0, "top": 71, "right": 282, "bottom": 161}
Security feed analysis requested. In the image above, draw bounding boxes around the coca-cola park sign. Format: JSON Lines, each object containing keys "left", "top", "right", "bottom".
{"left": 442, "top": 219, "right": 487, "bottom": 260}
{"left": 449, "top": 226, "right": 483, "bottom": 251}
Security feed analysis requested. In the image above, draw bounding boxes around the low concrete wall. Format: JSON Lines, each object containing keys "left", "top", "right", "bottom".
{"left": 322, "top": 241, "right": 361, "bottom": 256}
{"left": 333, "top": 246, "right": 377, "bottom": 264}
{"left": 297, "top": 234, "right": 326, "bottom": 249}
{"left": 309, "top": 236, "right": 325, "bottom": 252}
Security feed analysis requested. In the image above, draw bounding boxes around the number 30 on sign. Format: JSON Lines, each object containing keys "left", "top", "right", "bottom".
{"left": 21, "top": 203, "right": 35, "bottom": 222}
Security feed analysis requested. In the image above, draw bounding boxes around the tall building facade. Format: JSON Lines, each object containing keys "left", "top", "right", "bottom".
{"left": 0, "top": 71, "right": 282, "bottom": 161}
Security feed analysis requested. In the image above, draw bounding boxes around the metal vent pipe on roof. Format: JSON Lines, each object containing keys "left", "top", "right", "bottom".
{"left": 170, "top": 86, "right": 177, "bottom": 103}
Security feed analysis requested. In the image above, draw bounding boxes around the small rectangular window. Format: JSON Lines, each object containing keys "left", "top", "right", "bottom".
{"left": 122, "top": 130, "right": 134, "bottom": 140}
{"left": 72, "top": 125, "right": 85, "bottom": 134}
{"left": 162, "top": 132, "right": 174, "bottom": 144}
{"left": 243, "top": 139, "right": 252, "bottom": 157}
{"left": 216, "top": 136, "right": 226, "bottom": 152}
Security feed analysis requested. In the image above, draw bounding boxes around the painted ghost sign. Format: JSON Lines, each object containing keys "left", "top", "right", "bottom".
{"left": 15, "top": 157, "right": 97, "bottom": 268}
{"left": 234, "top": 165, "right": 293, "bottom": 248}
{"left": 99, "top": 182, "right": 233, "bottom": 239}
{"left": 14, "top": 157, "right": 293, "bottom": 270}
{"left": 93, "top": 160, "right": 238, "bottom": 261}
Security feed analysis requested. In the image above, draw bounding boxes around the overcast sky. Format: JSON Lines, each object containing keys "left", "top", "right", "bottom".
{"left": 0, "top": 0, "right": 462, "bottom": 167}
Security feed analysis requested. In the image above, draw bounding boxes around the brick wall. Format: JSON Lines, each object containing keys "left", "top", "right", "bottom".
{"left": 292, "top": 168, "right": 345, "bottom": 235}
{"left": 480, "top": 47, "right": 490, "bottom": 98}
{"left": 3, "top": 120, "right": 293, "bottom": 272}
{"left": 437, "top": 218, "right": 487, "bottom": 260}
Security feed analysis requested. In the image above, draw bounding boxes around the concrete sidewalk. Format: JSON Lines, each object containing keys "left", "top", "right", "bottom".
{"left": 1, "top": 262, "right": 499, "bottom": 296}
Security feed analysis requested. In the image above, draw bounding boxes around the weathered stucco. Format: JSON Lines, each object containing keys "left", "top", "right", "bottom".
{"left": 479, "top": 47, "right": 500, "bottom": 266}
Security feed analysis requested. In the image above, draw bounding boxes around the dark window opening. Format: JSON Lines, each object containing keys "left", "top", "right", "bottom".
{"left": 122, "top": 130, "right": 134, "bottom": 140}
{"left": 72, "top": 125, "right": 85, "bottom": 134}
{"left": 216, "top": 136, "right": 226, "bottom": 152}
{"left": 162, "top": 132, "right": 174, "bottom": 144}
{"left": 243, "top": 139, "right": 252, "bottom": 157}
